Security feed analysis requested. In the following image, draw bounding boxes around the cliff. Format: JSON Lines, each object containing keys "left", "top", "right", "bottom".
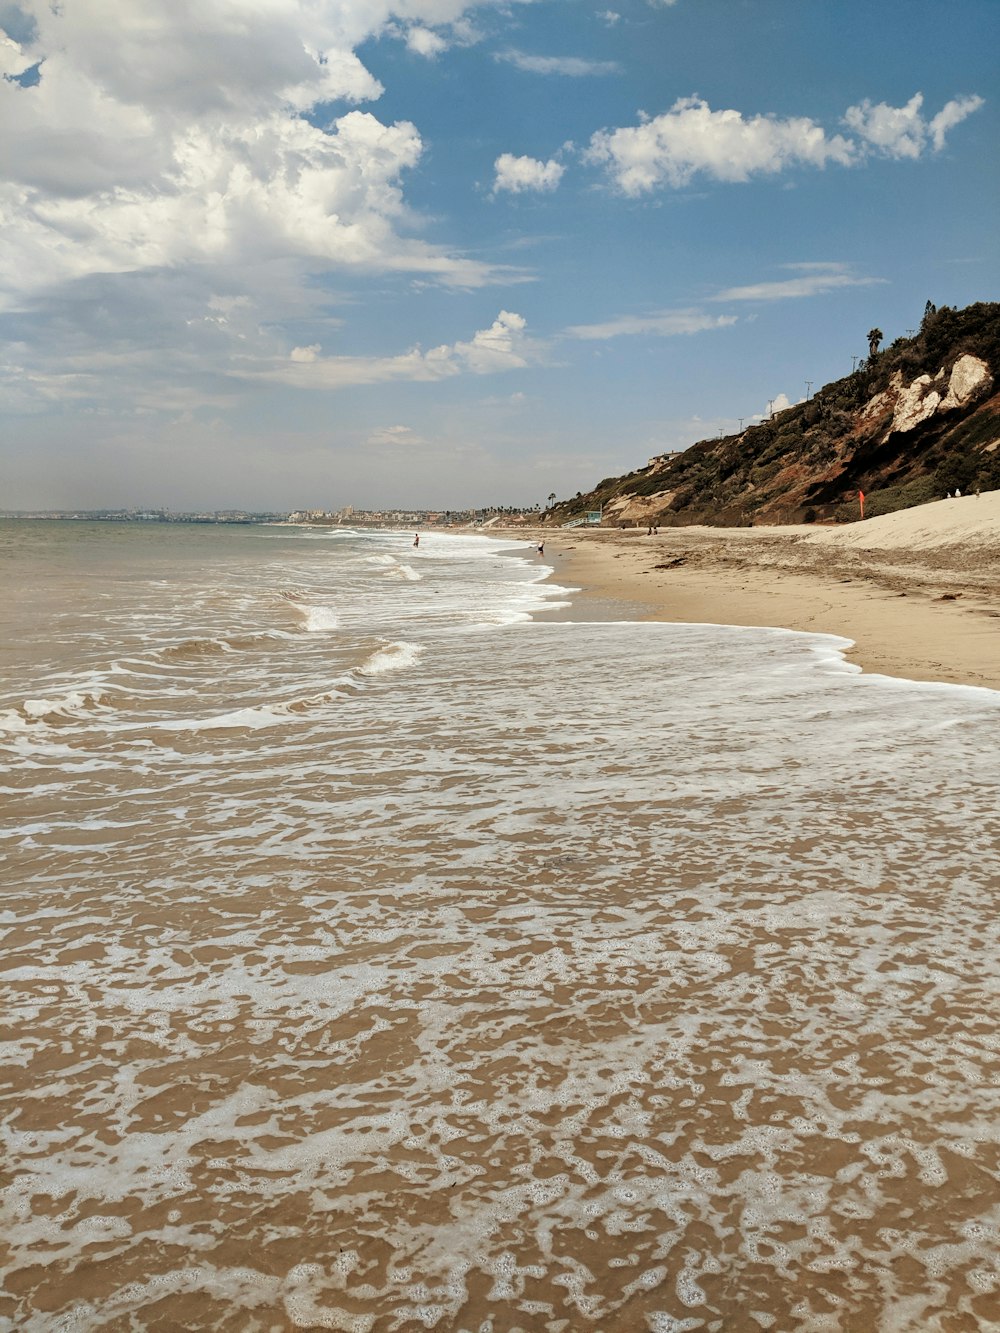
{"left": 550, "top": 301, "right": 1000, "bottom": 527}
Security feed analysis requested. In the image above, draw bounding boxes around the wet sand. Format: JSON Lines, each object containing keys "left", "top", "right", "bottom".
{"left": 4, "top": 520, "right": 1000, "bottom": 1331}
{"left": 528, "top": 490, "right": 1000, "bottom": 692}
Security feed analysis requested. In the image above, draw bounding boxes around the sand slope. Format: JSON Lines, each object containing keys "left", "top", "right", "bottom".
{"left": 806, "top": 489, "right": 1000, "bottom": 552}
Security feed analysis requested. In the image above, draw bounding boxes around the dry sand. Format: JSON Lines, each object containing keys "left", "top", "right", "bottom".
{"left": 532, "top": 490, "right": 1000, "bottom": 692}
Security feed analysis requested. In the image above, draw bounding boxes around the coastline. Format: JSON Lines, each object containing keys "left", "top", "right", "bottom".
{"left": 518, "top": 492, "right": 1000, "bottom": 692}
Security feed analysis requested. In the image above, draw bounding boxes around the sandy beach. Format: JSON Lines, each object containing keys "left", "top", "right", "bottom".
{"left": 532, "top": 489, "right": 1000, "bottom": 693}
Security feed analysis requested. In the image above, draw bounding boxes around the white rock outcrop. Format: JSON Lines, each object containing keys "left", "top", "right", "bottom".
{"left": 891, "top": 374, "right": 941, "bottom": 434}
{"left": 873, "top": 354, "right": 994, "bottom": 438}
{"left": 940, "top": 354, "right": 992, "bottom": 411}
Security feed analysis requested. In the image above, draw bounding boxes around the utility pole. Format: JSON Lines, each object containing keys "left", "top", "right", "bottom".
{"left": 738, "top": 418, "right": 744, "bottom": 432}
{"left": 851, "top": 355, "right": 859, "bottom": 372}
{"left": 767, "top": 399, "right": 774, "bottom": 419}
{"left": 805, "top": 381, "right": 813, "bottom": 400}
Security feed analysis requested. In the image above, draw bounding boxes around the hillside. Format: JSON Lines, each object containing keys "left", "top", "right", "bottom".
{"left": 549, "top": 301, "right": 1000, "bottom": 527}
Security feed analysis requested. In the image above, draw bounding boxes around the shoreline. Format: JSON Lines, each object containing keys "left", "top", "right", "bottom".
{"left": 513, "top": 494, "right": 1000, "bottom": 692}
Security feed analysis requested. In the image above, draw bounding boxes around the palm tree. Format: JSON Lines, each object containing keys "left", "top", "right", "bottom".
{"left": 867, "top": 327, "right": 883, "bottom": 358}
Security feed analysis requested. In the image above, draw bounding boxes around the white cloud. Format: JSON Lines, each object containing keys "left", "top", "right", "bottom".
{"left": 586, "top": 96, "right": 855, "bottom": 194}
{"left": 0, "top": 0, "right": 528, "bottom": 311}
{"left": 493, "top": 153, "right": 565, "bottom": 194}
{"left": 712, "top": 263, "right": 887, "bottom": 302}
{"left": 565, "top": 309, "right": 737, "bottom": 340}
{"left": 497, "top": 49, "right": 621, "bottom": 76}
{"left": 749, "top": 392, "right": 798, "bottom": 423}
{"left": 927, "top": 95, "right": 985, "bottom": 150}
{"left": 405, "top": 26, "right": 448, "bottom": 57}
{"left": 844, "top": 92, "right": 984, "bottom": 158}
{"left": 256, "top": 310, "right": 538, "bottom": 388}
{"left": 366, "top": 424, "right": 425, "bottom": 446}
{"left": 585, "top": 91, "right": 983, "bottom": 195}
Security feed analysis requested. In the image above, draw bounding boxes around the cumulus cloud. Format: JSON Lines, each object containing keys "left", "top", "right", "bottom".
{"left": 256, "top": 310, "right": 538, "bottom": 389}
{"left": 747, "top": 392, "right": 799, "bottom": 424}
{"left": 712, "top": 263, "right": 887, "bottom": 302}
{"left": 0, "top": 0, "right": 524, "bottom": 312}
{"left": 586, "top": 96, "right": 854, "bottom": 194}
{"left": 497, "top": 49, "right": 621, "bottom": 76}
{"left": 565, "top": 308, "right": 737, "bottom": 340}
{"left": 404, "top": 26, "right": 449, "bottom": 57}
{"left": 843, "top": 92, "right": 984, "bottom": 159}
{"left": 493, "top": 153, "right": 565, "bottom": 194}
{"left": 585, "top": 91, "right": 983, "bottom": 195}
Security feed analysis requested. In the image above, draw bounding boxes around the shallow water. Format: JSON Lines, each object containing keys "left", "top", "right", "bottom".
{"left": 2, "top": 521, "right": 999, "bottom": 1332}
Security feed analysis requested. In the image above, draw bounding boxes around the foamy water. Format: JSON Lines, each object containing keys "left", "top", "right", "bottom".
{"left": 2, "top": 520, "right": 999, "bottom": 1332}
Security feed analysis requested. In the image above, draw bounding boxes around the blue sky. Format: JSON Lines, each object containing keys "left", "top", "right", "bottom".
{"left": 1, "top": 0, "right": 996, "bottom": 511}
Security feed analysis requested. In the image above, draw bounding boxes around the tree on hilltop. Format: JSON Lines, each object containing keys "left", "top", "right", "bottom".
{"left": 867, "top": 327, "right": 883, "bottom": 358}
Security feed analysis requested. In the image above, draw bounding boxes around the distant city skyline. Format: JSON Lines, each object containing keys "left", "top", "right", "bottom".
{"left": 2, "top": 0, "right": 997, "bottom": 511}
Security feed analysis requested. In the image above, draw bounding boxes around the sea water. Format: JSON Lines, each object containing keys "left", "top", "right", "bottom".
{"left": 1, "top": 519, "right": 999, "bottom": 1332}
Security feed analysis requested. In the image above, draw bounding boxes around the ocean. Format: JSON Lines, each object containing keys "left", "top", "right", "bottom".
{"left": 2, "top": 519, "right": 999, "bottom": 1332}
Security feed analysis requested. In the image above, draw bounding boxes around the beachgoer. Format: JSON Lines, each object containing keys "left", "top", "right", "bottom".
{"left": 537, "top": 541, "right": 544, "bottom": 555}
{"left": 413, "top": 533, "right": 419, "bottom": 547}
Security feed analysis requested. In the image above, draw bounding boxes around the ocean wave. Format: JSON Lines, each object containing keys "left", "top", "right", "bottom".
{"left": 0, "top": 688, "right": 112, "bottom": 733}
{"left": 132, "top": 675, "right": 362, "bottom": 732}
{"left": 280, "top": 593, "right": 339, "bottom": 633}
{"left": 299, "top": 606, "right": 339, "bottom": 632}
{"left": 358, "top": 641, "right": 424, "bottom": 676}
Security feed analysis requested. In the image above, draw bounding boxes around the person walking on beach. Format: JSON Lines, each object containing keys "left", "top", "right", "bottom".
{"left": 413, "top": 533, "right": 419, "bottom": 547}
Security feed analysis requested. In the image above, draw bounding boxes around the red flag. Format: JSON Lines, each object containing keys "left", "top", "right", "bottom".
{"left": 858, "top": 490, "right": 865, "bottom": 502}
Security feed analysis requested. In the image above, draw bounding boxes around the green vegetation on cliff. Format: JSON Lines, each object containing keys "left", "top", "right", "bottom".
{"left": 549, "top": 301, "right": 1000, "bottom": 527}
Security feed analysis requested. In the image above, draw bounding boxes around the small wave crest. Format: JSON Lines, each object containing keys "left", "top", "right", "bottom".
{"left": 121, "top": 630, "right": 296, "bottom": 672}
{"left": 281, "top": 592, "right": 339, "bottom": 633}
{"left": 300, "top": 606, "right": 339, "bottom": 632}
{"left": 358, "top": 641, "right": 424, "bottom": 676}
{"left": 0, "top": 688, "right": 111, "bottom": 733}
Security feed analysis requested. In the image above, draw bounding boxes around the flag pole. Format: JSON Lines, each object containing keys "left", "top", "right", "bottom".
{"left": 858, "top": 489, "right": 865, "bottom": 520}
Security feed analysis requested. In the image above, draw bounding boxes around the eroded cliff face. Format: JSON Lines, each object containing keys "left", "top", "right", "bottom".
{"left": 863, "top": 355, "right": 993, "bottom": 438}
{"left": 549, "top": 303, "right": 1000, "bottom": 527}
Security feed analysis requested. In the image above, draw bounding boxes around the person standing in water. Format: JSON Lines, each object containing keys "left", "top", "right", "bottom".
{"left": 537, "top": 540, "right": 544, "bottom": 556}
{"left": 413, "top": 533, "right": 419, "bottom": 547}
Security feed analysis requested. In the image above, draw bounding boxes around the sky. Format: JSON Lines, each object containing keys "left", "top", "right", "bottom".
{"left": 1, "top": 0, "right": 997, "bottom": 512}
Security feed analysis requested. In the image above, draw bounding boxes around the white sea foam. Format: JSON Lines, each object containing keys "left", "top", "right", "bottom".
{"left": 358, "top": 640, "right": 423, "bottom": 675}
{"left": 296, "top": 604, "right": 340, "bottom": 632}
{"left": 3, "top": 523, "right": 1000, "bottom": 1331}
